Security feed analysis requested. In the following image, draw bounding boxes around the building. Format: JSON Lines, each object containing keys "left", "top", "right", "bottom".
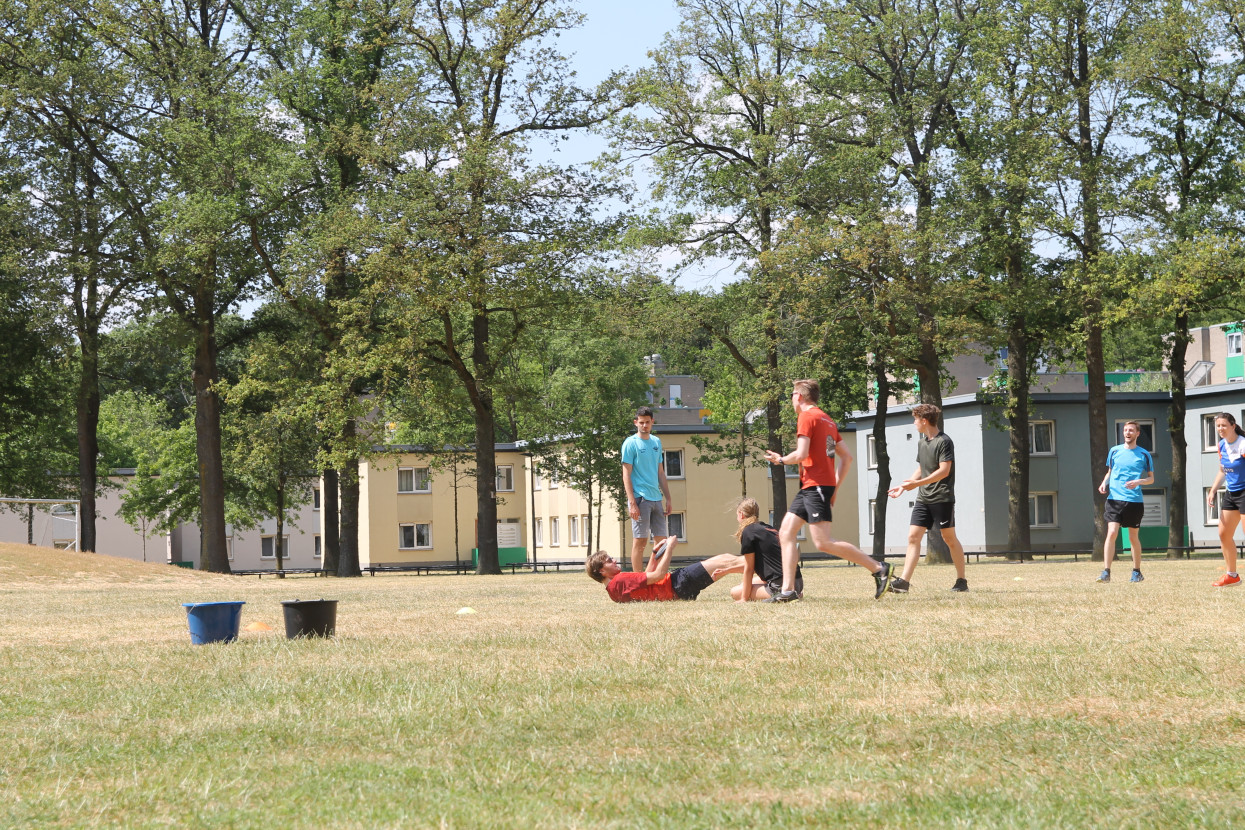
{"left": 1183, "top": 321, "right": 1244, "bottom": 387}
{"left": 1183, "top": 383, "right": 1245, "bottom": 549}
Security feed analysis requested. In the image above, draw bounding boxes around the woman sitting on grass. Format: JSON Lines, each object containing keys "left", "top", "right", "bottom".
{"left": 711, "top": 498, "right": 804, "bottom": 602}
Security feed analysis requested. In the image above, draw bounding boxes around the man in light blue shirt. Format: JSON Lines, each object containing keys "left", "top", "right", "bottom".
{"left": 622, "top": 406, "right": 672, "bottom": 572}
{"left": 1095, "top": 420, "right": 1154, "bottom": 583}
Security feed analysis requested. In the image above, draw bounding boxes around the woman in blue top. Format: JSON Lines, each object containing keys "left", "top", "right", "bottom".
{"left": 1206, "top": 412, "right": 1245, "bottom": 587}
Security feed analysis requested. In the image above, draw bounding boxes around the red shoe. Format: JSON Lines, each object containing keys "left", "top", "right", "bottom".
{"left": 1212, "top": 573, "right": 1241, "bottom": 587}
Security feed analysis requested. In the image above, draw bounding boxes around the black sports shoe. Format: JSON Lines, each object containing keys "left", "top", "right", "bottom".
{"left": 764, "top": 589, "right": 800, "bottom": 603}
{"left": 890, "top": 577, "right": 910, "bottom": 594}
{"left": 873, "top": 562, "right": 894, "bottom": 599}
{"left": 950, "top": 577, "right": 968, "bottom": 592}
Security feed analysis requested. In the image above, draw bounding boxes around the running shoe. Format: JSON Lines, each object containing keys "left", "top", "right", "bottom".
{"left": 1212, "top": 573, "right": 1241, "bottom": 588}
{"left": 1096, "top": 569, "right": 1110, "bottom": 583}
{"left": 950, "top": 577, "right": 968, "bottom": 592}
{"left": 764, "top": 589, "right": 801, "bottom": 603}
{"left": 1130, "top": 570, "right": 1144, "bottom": 583}
{"left": 873, "top": 562, "right": 894, "bottom": 599}
{"left": 890, "top": 577, "right": 910, "bottom": 594}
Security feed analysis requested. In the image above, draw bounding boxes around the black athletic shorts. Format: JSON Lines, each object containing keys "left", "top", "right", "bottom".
{"left": 765, "top": 572, "right": 804, "bottom": 598}
{"left": 910, "top": 501, "right": 955, "bottom": 530}
{"left": 670, "top": 562, "right": 714, "bottom": 600}
{"left": 789, "top": 485, "right": 834, "bottom": 524}
{"left": 1104, "top": 498, "right": 1145, "bottom": 528}
{"left": 1221, "top": 489, "right": 1245, "bottom": 513}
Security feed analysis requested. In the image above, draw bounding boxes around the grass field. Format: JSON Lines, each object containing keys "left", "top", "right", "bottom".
{"left": 2, "top": 542, "right": 1243, "bottom": 828}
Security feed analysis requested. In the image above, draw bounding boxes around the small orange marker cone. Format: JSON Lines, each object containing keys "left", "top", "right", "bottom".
{"left": 244, "top": 621, "right": 273, "bottom": 631}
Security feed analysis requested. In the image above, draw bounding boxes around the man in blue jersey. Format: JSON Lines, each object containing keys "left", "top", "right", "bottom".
{"left": 1095, "top": 420, "right": 1154, "bottom": 583}
{"left": 622, "top": 406, "right": 672, "bottom": 573}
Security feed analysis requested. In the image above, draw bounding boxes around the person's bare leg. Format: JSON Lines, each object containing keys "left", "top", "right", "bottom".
{"left": 731, "top": 576, "right": 769, "bottom": 601}
{"left": 700, "top": 553, "right": 743, "bottom": 578}
{"left": 778, "top": 512, "right": 805, "bottom": 593}
{"left": 630, "top": 537, "right": 647, "bottom": 573}
{"left": 939, "top": 526, "right": 967, "bottom": 580}
{"left": 1218, "top": 512, "right": 1240, "bottom": 573}
{"left": 807, "top": 522, "right": 883, "bottom": 573}
{"left": 901, "top": 525, "right": 924, "bottom": 582}
{"left": 1126, "top": 527, "right": 1142, "bottom": 572}
{"left": 1102, "top": 522, "right": 1120, "bottom": 571}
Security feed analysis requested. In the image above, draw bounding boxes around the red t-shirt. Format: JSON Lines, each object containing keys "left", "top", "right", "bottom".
{"left": 797, "top": 406, "right": 841, "bottom": 488}
{"left": 606, "top": 571, "right": 676, "bottom": 602}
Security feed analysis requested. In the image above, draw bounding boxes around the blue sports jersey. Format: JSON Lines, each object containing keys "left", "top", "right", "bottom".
{"left": 1219, "top": 435, "right": 1245, "bottom": 492}
{"left": 1105, "top": 444, "right": 1153, "bottom": 503}
{"left": 622, "top": 433, "right": 664, "bottom": 501}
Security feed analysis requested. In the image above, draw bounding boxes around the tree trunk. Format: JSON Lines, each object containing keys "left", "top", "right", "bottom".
{"left": 338, "top": 460, "right": 361, "bottom": 577}
{"left": 871, "top": 358, "right": 891, "bottom": 562}
{"left": 275, "top": 472, "right": 286, "bottom": 575}
{"left": 192, "top": 304, "right": 231, "bottom": 574}
{"left": 766, "top": 399, "right": 788, "bottom": 526}
{"left": 1167, "top": 311, "right": 1190, "bottom": 558}
{"left": 1006, "top": 323, "right": 1033, "bottom": 560}
{"left": 474, "top": 402, "right": 500, "bottom": 575}
{"left": 76, "top": 327, "right": 100, "bottom": 553}
{"left": 321, "top": 467, "right": 339, "bottom": 574}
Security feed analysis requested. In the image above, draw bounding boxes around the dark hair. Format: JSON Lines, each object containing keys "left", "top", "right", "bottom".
{"left": 635, "top": 406, "right": 654, "bottom": 419}
{"left": 1215, "top": 412, "right": 1245, "bottom": 439}
{"left": 586, "top": 551, "right": 612, "bottom": 583}
{"left": 792, "top": 379, "right": 820, "bottom": 404}
{"left": 911, "top": 403, "right": 941, "bottom": 423}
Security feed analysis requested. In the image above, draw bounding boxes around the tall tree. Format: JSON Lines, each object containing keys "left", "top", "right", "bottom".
{"left": 362, "top": 0, "right": 628, "bottom": 574}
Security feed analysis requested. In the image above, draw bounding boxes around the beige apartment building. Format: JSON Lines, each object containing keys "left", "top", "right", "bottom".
{"left": 355, "top": 426, "right": 860, "bottom": 569}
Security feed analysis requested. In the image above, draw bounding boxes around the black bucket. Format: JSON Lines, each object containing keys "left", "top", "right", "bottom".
{"left": 281, "top": 599, "right": 338, "bottom": 639}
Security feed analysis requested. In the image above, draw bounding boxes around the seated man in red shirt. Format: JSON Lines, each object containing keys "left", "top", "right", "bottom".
{"left": 585, "top": 538, "right": 742, "bottom": 603}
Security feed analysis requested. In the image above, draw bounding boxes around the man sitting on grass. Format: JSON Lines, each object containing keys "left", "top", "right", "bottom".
{"left": 585, "top": 537, "right": 742, "bottom": 603}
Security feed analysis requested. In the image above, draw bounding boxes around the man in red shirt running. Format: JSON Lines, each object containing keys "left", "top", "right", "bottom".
{"left": 763, "top": 379, "right": 894, "bottom": 602}
{"left": 586, "top": 538, "right": 742, "bottom": 603}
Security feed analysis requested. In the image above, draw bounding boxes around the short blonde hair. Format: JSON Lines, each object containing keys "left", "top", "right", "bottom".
{"left": 792, "top": 379, "right": 819, "bottom": 404}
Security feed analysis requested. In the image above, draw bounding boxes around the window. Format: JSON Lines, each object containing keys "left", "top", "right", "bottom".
{"left": 867, "top": 499, "right": 877, "bottom": 535}
{"left": 1228, "top": 331, "right": 1243, "bottom": 356}
{"left": 496, "top": 465, "right": 514, "bottom": 492}
{"left": 313, "top": 487, "right": 321, "bottom": 510}
{"left": 769, "top": 511, "right": 806, "bottom": 540}
{"left": 313, "top": 535, "right": 321, "bottom": 559}
{"left": 550, "top": 517, "right": 560, "bottom": 546}
{"left": 767, "top": 464, "right": 800, "bottom": 479}
{"left": 1204, "top": 415, "right": 1220, "bottom": 452}
{"left": 669, "top": 383, "right": 682, "bottom": 406}
{"left": 866, "top": 435, "right": 878, "bottom": 469}
{"left": 569, "top": 516, "right": 579, "bottom": 546}
{"left": 533, "top": 466, "right": 541, "bottom": 491}
{"left": 1115, "top": 420, "right": 1156, "bottom": 455}
{"left": 549, "top": 468, "right": 559, "bottom": 489}
{"left": 226, "top": 536, "right": 234, "bottom": 561}
{"left": 665, "top": 449, "right": 684, "bottom": 479}
{"left": 260, "top": 536, "right": 291, "bottom": 559}
{"left": 1029, "top": 421, "right": 1056, "bottom": 455}
{"left": 534, "top": 518, "right": 543, "bottom": 547}
{"left": 668, "top": 512, "right": 687, "bottom": 541}
{"left": 399, "top": 523, "right": 432, "bottom": 549}
{"left": 1205, "top": 487, "right": 1220, "bottom": 525}
{"left": 1029, "top": 493, "right": 1057, "bottom": 528}
{"left": 581, "top": 514, "right": 590, "bottom": 546}
{"left": 398, "top": 467, "right": 431, "bottom": 493}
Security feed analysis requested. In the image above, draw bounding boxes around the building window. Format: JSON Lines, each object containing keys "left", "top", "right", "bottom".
{"left": 669, "top": 383, "right": 682, "bottom": 406}
{"left": 581, "top": 514, "right": 590, "bottom": 546}
{"left": 664, "top": 449, "right": 684, "bottom": 479}
{"left": 668, "top": 512, "right": 687, "bottom": 541}
{"left": 1029, "top": 493, "right": 1057, "bottom": 528}
{"left": 1205, "top": 487, "right": 1220, "bottom": 525}
{"left": 768, "top": 465, "right": 800, "bottom": 479}
{"left": 550, "top": 517, "right": 560, "bottom": 546}
{"left": 569, "top": 516, "right": 579, "bottom": 546}
{"left": 533, "top": 465, "right": 541, "bottom": 491}
{"left": 866, "top": 435, "right": 878, "bottom": 469}
{"left": 226, "top": 536, "right": 234, "bottom": 561}
{"left": 313, "top": 487, "right": 321, "bottom": 510}
{"left": 1228, "top": 331, "right": 1243, "bottom": 357}
{"left": 1115, "top": 420, "right": 1156, "bottom": 455}
{"left": 1204, "top": 415, "right": 1220, "bottom": 452}
{"left": 1029, "top": 421, "right": 1055, "bottom": 455}
{"left": 260, "top": 536, "right": 291, "bottom": 559}
{"left": 867, "top": 499, "right": 877, "bottom": 535}
{"left": 534, "top": 518, "right": 543, "bottom": 547}
{"left": 769, "top": 511, "right": 806, "bottom": 540}
{"left": 399, "top": 523, "right": 432, "bottom": 549}
{"left": 496, "top": 465, "right": 514, "bottom": 492}
{"left": 313, "top": 535, "right": 321, "bottom": 559}
{"left": 398, "top": 467, "right": 431, "bottom": 493}
{"left": 549, "top": 468, "right": 559, "bottom": 489}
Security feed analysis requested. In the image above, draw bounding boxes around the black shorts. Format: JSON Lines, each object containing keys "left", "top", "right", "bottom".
{"left": 764, "top": 572, "right": 804, "bottom": 597}
{"left": 1221, "top": 489, "right": 1245, "bottom": 513}
{"left": 911, "top": 501, "right": 955, "bottom": 529}
{"left": 670, "top": 562, "right": 714, "bottom": 600}
{"left": 789, "top": 486, "right": 834, "bottom": 524}
{"left": 1104, "top": 498, "right": 1145, "bottom": 528}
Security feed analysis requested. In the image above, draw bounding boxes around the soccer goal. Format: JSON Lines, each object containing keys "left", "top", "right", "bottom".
{"left": 0, "top": 498, "right": 81, "bottom": 550}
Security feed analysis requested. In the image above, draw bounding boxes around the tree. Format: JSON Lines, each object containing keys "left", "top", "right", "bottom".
{"left": 361, "top": 0, "right": 628, "bottom": 574}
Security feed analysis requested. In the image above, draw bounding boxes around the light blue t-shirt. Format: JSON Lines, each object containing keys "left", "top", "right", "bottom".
{"left": 1219, "top": 435, "right": 1245, "bottom": 492}
{"left": 621, "top": 433, "right": 664, "bottom": 502}
{"left": 1105, "top": 444, "right": 1153, "bottom": 503}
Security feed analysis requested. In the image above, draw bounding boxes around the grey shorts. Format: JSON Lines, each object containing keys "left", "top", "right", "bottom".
{"left": 631, "top": 497, "right": 668, "bottom": 539}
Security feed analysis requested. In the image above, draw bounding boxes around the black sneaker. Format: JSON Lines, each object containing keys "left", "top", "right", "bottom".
{"left": 890, "top": 577, "right": 910, "bottom": 594}
{"left": 873, "top": 562, "right": 894, "bottom": 599}
{"left": 950, "top": 578, "right": 968, "bottom": 592}
{"left": 764, "top": 589, "right": 800, "bottom": 604}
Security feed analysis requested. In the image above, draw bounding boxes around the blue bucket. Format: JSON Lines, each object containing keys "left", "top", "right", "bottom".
{"left": 183, "top": 601, "right": 246, "bottom": 645}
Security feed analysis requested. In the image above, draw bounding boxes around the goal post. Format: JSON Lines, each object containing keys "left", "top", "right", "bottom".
{"left": 0, "top": 498, "right": 81, "bottom": 550}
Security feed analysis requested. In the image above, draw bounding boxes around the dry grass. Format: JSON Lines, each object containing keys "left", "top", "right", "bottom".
{"left": 2, "top": 542, "right": 1243, "bottom": 828}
